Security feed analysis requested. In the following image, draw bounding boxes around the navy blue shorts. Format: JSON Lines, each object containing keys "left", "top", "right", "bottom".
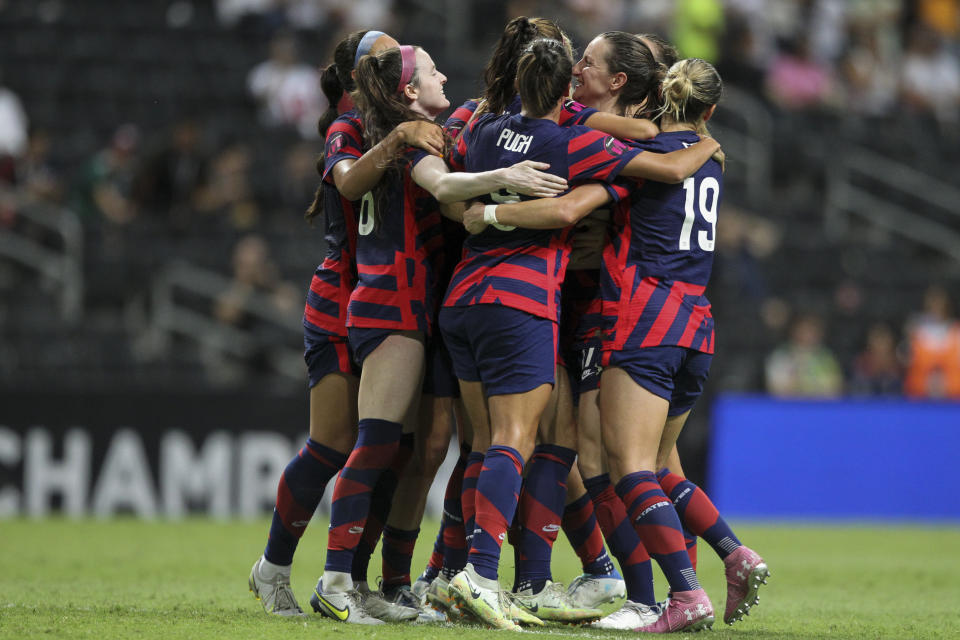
{"left": 565, "top": 346, "right": 602, "bottom": 405}
{"left": 347, "top": 327, "right": 395, "bottom": 367}
{"left": 603, "top": 346, "right": 712, "bottom": 416}
{"left": 439, "top": 304, "right": 557, "bottom": 397}
{"left": 304, "top": 333, "right": 358, "bottom": 388}
{"left": 423, "top": 333, "right": 460, "bottom": 398}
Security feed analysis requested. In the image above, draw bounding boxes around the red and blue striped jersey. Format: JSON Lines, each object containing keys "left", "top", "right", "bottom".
{"left": 601, "top": 131, "right": 721, "bottom": 354}
{"left": 303, "top": 111, "right": 364, "bottom": 339}
{"left": 443, "top": 112, "right": 640, "bottom": 323}
{"left": 444, "top": 99, "right": 481, "bottom": 139}
{"left": 346, "top": 148, "right": 444, "bottom": 335}
{"left": 444, "top": 97, "right": 595, "bottom": 142}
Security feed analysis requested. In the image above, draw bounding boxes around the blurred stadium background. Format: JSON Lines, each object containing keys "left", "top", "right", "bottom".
{"left": 1, "top": 0, "right": 959, "bottom": 523}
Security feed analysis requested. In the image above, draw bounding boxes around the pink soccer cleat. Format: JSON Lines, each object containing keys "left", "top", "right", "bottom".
{"left": 723, "top": 545, "right": 770, "bottom": 624}
{"left": 636, "top": 588, "right": 714, "bottom": 633}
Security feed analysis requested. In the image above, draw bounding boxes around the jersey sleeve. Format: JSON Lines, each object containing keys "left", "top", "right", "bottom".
{"left": 603, "top": 177, "right": 638, "bottom": 203}
{"left": 559, "top": 99, "right": 598, "bottom": 127}
{"left": 447, "top": 111, "right": 486, "bottom": 172}
{"left": 403, "top": 147, "right": 430, "bottom": 169}
{"left": 322, "top": 114, "right": 364, "bottom": 184}
{"left": 443, "top": 99, "right": 479, "bottom": 139}
{"left": 565, "top": 128, "right": 643, "bottom": 184}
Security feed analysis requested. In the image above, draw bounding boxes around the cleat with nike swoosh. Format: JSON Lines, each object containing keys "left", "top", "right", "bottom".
{"left": 566, "top": 569, "right": 627, "bottom": 608}
{"left": 248, "top": 557, "right": 306, "bottom": 617}
{"left": 510, "top": 580, "right": 602, "bottom": 622}
{"left": 309, "top": 580, "right": 384, "bottom": 625}
{"left": 448, "top": 565, "right": 520, "bottom": 630}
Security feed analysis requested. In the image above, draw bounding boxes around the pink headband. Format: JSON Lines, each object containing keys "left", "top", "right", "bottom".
{"left": 397, "top": 45, "right": 416, "bottom": 93}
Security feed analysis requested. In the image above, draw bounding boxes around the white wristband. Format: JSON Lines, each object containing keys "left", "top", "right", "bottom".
{"left": 483, "top": 204, "right": 515, "bottom": 231}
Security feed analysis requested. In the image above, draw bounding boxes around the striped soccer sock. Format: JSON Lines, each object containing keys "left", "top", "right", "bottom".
{"left": 468, "top": 445, "right": 524, "bottom": 581}
{"left": 657, "top": 468, "right": 740, "bottom": 561}
{"left": 514, "top": 444, "right": 577, "bottom": 593}
{"left": 324, "top": 419, "right": 403, "bottom": 575}
{"left": 264, "top": 438, "right": 348, "bottom": 566}
{"left": 616, "top": 470, "right": 700, "bottom": 594}
{"left": 585, "top": 473, "right": 655, "bottom": 605}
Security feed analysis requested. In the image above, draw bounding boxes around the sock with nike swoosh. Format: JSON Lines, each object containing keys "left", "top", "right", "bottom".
{"left": 561, "top": 490, "right": 610, "bottom": 575}
{"left": 514, "top": 444, "right": 577, "bottom": 593}
{"left": 264, "top": 439, "right": 348, "bottom": 566}
{"left": 324, "top": 418, "right": 403, "bottom": 576}
{"left": 458, "top": 450, "right": 485, "bottom": 578}
{"left": 470, "top": 445, "right": 524, "bottom": 581}
{"left": 352, "top": 433, "right": 415, "bottom": 583}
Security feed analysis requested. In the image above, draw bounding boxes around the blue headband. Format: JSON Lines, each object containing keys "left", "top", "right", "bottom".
{"left": 354, "top": 30, "right": 386, "bottom": 68}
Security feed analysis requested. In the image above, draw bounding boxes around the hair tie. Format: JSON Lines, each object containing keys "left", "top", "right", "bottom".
{"left": 354, "top": 30, "right": 386, "bottom": 68}
{"left": 397, "top": 45, "right": 416, "bottom": 93}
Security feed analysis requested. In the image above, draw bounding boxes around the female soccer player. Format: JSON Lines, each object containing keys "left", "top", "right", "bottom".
{"left": 465, "top": 58, "right": 746, "bottom": 633}
{"left": 309, "top": 43, "right": 568, "bottom": 625}
{"left": 441, "top": 39, "right": 719, "bottom": 630}
{"left": 563, "top": 33, "right": 770, "bottom": 628}
{"left": 247, "top": 28, "right": 439, "bottom": 619}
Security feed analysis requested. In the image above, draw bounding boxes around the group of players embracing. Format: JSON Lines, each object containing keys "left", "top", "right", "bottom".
{"left": 247, "top": 15, "right": 770, "bottom": 634}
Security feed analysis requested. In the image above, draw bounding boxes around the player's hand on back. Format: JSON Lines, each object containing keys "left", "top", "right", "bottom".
{"left": 397, "top": 120, "right": 445, "bottom": 156}
{"left": 501, "top": 160, "right": 568, "bottom": 198}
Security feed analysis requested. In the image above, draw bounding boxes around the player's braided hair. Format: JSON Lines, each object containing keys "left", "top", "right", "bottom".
{"left": 598, "top": 31, "right": 663, "bottom": 119}
{"left": 478, "top": 16, "right": 566, "bottom": 117}
{"left": 307, "top": 30, "right": 370, "bottom": 224}
{"left": 659, "top": 58, "right": 725, "bottom": 170}
{"left": 515, "top": 38, "right": 573, "bottom": 119}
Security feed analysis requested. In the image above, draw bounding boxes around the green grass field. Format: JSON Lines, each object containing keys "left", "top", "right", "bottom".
{"left": 1, "top": 518, "right": 958, "bottom": 639}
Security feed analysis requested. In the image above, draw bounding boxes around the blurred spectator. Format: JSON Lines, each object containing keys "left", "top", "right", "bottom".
{"left": 133, "top": 117, "right": 210, "bottom": 230}
{"left": 277, "top": 140, "right": 318, "bottom": 211}
{"left": 714, "top": 204, "right": 779, "bottom": 303}
{"left": 216, "top": 0, "right": 332, "bottom": 32}
{"left": 70, "top": 124, "right": 140, "bottom": 227}
{"left": 247, "top": 32, "right": 325, "bottom": 139}
{"left": 717, "top": 17, "right": 767, "bottom": 90}
{"left": 194, "top": 139, "right": 260, "bottom": 230}
{"left": 903, "top": 285, "right": 960, "bottom": 398}
{"left": 215, "top": 0, "right": 279, "bottom": 28}
{"left": 838, "top": 18, "right": 900, "bottom": 117}
{"left": 848, "top": 322, "right": 904, "bottom": 395}
{"left": 5, "top": 127, "right": 63, "bottom": 204}
{"left": 672, "top": 0, "right": 724, "bottom": 62}
{"left": 899, "top": 24, "right": 960, "bottom": 129}
{"left": 214, "top": 233, "right": 299, "bottom": 329}
{"left": 765, "top": 313, "right": 844, "bottom": 397}
{"left": 765, "top": 33, "right": 836, "bottom": 111}
{"left": 325, "top": 0, "right": 394, "bottom": 32}
{"left": 0, "top": 70, "right": 27, "bottom": 159}
{"left": 916, "top": 0, "right": 960, "bottom": 39}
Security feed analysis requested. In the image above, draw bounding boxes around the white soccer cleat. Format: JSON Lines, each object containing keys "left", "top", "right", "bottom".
{"left": 309, "top": 579, "right": 384, "bottom": 625}
{"left": 363, "top": 585, "right": 420, "bottom": 622}
{"left": 411, "top": 572, "right": 433, "bottom": 603}
{"left": 566, "top": 571, "right": 627, "bottom": 608}
{"left": 448, "top": 565, "right": 521, "bottom": 631}
{"left": 511, "top": 580, "right": 602, "bottom": 622}
{"left": 384, "top": 583, "right": 447, "bottom": 623}
{"left": 591, "top": 600, "right": 661, "bottom": 630}
{"left": 248, "top": 557, "right": 306, "bottom": 617}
